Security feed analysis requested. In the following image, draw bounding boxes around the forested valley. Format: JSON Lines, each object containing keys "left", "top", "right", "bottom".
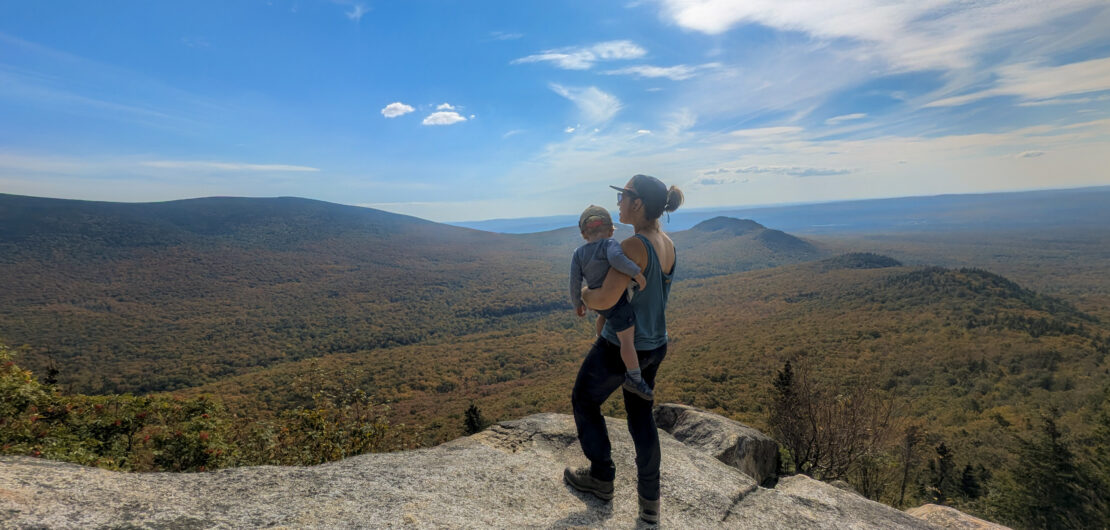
{"left": 3, "top": 192, "right": 1109, "bottom": 528}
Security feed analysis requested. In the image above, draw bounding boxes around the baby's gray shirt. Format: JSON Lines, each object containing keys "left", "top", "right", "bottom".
{"left": 569, "top": 238, "right": 642, "bottom": 309}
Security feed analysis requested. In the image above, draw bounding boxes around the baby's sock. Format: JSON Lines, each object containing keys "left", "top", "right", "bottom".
{"left": 626, "top": 368, "right": 643, "bottom": 382}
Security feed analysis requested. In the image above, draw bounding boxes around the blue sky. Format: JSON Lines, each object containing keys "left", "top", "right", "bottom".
{"left": 1, "top": 1, "right": 1109, "bottom": 222}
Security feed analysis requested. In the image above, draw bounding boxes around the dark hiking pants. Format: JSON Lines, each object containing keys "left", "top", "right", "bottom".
{"left": 571, "top": 337, "right": 667, "bottom": 501}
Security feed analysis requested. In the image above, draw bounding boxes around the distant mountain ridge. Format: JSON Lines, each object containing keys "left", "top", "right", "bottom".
{"left": 450, "top": 185, "right": 1110, "bottom": 234}
{"left": 0, "top": 194, "right": 479, "bottom": 256}
{"left": 671, "top": 217, "right": 821, "bottom": 279}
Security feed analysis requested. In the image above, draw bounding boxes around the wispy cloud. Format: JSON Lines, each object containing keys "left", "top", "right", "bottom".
{"left": 381, "top": 102, "right": 414, "bottom": 118}
{"left": 692, "top": 176, "right": 749, "bottom": 186}
{"left": 436, "top": 102, "right": 456, "bottom": 111}
{"left": 489, "top": 31, "right": 523, "bottom": 41}
{"left": 180, "top": 37, "right": 210, "bottom": 49}
{"left": 329, "top": 0, "right": 369, "bottom": 21}
{"left": 141, "top": 161, "right": 320, "bottom": 172}
{"left": 550, "top": 84, "right": 622, "bottom": 124}
{"left": 734, "top": 165, "right": 850, "bottom": 177}
{"left": 825, "top": 113, "right": 867, "bottom": 125}
{"left": 512, "top": 40, "right": 646, "bottom": 70}
{"left": 0, "top": 32, "right": 223, "bottom": 132}
{"left": 1018, "top": 151, "right": 1046, "bottom": 158}
{"left": 1017, "top": 94, "right": 1110, "bottom": 107}
{"left": 346, "top": 5, "right": 368, "bottom": 21}
{"left": 603, "top": 62, "right": 720, "bottom": 81}
{"left": 654, "top": 0, "right": 1101, "bottom": 72}
{"left": 926, "top": 57, "right": 1110, "bottom": 107}
{"left": 729, "top": 126, "right": 803, "bottom": 137}
{"left": 422, "top": 111, "right": 467, "bottom": 126}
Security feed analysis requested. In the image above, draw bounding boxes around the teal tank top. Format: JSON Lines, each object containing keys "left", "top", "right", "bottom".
{"left": 601, "top": 234, "right": 674, "bottom": 350}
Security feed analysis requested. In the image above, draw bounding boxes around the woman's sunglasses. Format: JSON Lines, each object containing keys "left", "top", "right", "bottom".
{"left": 609, "top": 185, "right": 639, "bottom": 204}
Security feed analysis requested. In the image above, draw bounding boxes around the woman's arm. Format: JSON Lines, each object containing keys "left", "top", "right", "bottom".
{"left": 581, "top": 237, "right": 648, "bottom": 310}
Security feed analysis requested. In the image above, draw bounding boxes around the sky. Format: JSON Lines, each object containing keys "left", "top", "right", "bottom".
{"left": 1, "top": 1, "right": 1109, "bottom": 223}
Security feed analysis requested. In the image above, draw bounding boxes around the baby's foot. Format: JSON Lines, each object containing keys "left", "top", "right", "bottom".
{"left": 623, "top": 373, "right": 654, "bottom": 401}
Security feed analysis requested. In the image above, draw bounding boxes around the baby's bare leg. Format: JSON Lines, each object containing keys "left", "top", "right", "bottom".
{"left": 616, "top": 326, "right": 639, "bottom": 372}
{"left": 595, "top": 315, "right": 605, "bottom": 337}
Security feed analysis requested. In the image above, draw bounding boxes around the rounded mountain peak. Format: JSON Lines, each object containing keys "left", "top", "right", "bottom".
{"left": 690, "top": 216, "right": 765, "bottom": 235}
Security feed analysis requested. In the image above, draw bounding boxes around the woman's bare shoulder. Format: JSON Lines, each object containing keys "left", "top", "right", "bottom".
{"left": 620, "top": 234, "right": 649, "bottom": 267}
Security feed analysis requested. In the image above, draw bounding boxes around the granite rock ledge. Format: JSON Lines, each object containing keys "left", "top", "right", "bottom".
{"left": 0, "top": 404, "right": 999, "bottom": 529}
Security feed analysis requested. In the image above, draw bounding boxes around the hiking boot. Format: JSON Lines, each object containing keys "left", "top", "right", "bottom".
{"left": 563, "top": 466, "right": 614, "bottom": 501}
{"left": 623, "top": 374, "right": 654, "bottom": 401}
{"left": 639, "top": 494, "right": 660, "bottom": 524}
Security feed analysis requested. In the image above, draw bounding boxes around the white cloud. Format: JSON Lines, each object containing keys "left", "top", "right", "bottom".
{"left": 512, "top": 40, "right": 646, "bottom": 70}
{"left": 141, "top": 161, "right": 320, "bottom": 172}
{"left": 654, "top": 0, "right": 1101, "bottom": 72}
{"left": 637, "top": 129, "right": 652, "bottom": 135}
{"left": 1018, "top": 94, "right": 1110, "bottom": 107}
{"left": 381, "top": 102, "right": 414, "bottom": 118}
{"left": 565, "top": 126, "right": 576, "bottom": 133}
{"left": 436, "top": 102, "right": 456, "bottom": 110}
{"left": 345, "top": 4, "right": 368, "bottom": 21}
{"left": 825, "top": 113, "right": 867, "bottom": 125}
{"left": 503, "top": 129, "right": 525, "bottom": 138}
{"left": 691, "top": 175, "right": 750, "bottom": 186}
{"left": 550, "top": 84, "right": 622, "bottom": 125}
{"left": 422, "top": 111, "right": 467, "bottom": 126}
{"left": 729, "top": 126, "right": 803, "bottom": 137}
{"left": 733, "top": 165, "right": 850, "bottom": 177}
{"left": 603, "top": 63, "right": 720, "bottom": 81}
{"left": 591, "top": 40, "right": 647, "bottom": 60}
{"left": 663, "top": 109, "right": 697, "bottom": 136}
{"left": 1018, "top": 151, "right": 1046, "bottom": 158}
{"left": 926, "top": 57, "right": 1110, "bottom": 107}
{"left": 489, "top": 31, "right": 523, "bottom": 41}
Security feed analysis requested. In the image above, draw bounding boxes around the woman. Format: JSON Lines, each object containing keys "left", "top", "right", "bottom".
{"left": 563, "top": 174, "right": 683, "bottom": 524}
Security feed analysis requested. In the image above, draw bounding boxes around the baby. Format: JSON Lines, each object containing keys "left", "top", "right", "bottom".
{"left": 569, "top": 205, "right": 654, "bottom": 400}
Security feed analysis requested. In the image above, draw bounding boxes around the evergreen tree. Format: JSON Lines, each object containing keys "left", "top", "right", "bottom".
{"left": 463, "top": 403, "right": 487, "bottom": 435}
{"left": 925, "top": 442, "right": 956, "bottom": 505}
{"left": 43, "top": 361, "right": 59, "bottom": 387}
{"left": 770, "top": 360, "right": 810, "bottom": 475}
{"left": 959, "top": 464, "right": 982, "bottom": 499}
{"left": 995, "top": 415, "right": 1102, "bottom": 529}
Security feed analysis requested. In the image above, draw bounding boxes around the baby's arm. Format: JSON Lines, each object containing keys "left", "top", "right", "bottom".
{"left": 569, "top": 252, "right": 585, "bottom": 313}
{"left": 604, "top": 239, "right": 646, "bottom": 290}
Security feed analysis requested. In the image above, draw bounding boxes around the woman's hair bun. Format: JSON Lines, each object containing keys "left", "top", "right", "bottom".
{"left": 664, "top": 186, "right": 684, "bottom": 213}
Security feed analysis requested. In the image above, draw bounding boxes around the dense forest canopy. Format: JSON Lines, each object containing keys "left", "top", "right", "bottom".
{"left": 2, "top": 191, "right": 1109, "bottom": 527}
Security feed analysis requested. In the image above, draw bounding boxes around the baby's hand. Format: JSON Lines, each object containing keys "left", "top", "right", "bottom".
{"left": 633, "top": 273, "right": 647, "bottom": 291}
{"left": 576, "top": 304, "right": 587, "bottom": 317}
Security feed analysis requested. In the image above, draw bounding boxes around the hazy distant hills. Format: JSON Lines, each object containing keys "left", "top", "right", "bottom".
{"left": 0, "top": 194, "right": 567, "bottom": 393}
{"left": 0, "top": 193, "right": 497, "bottom": 256}
{"left": 452, "top": 185, "right": 1110, "bottom": 234}
{"left": 0, "top": 193, "right": 817, "bottom": 394}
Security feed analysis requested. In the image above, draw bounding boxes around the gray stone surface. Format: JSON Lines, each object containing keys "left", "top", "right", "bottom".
{"left": 1, "top": 410, "right": 944, "bottom": 529}
{"left": 906, "top": 504, "right": 1011, "bottom": 529}
{"left": 653, "top": 402, "right": 780, "bottom": 484}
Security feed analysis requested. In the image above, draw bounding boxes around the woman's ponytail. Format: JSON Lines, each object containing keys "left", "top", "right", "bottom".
{"left": 664, "top": 186, "right": 684, "bottom": 213}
